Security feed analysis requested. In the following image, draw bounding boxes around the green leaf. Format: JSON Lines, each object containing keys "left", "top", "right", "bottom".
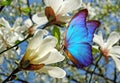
{"left": 92, "top": 47, "right": 100, "bottom": 55}
{"left": 52, "top": 26, "right": 61, "bottom": 45}
{"left": 1, "top": 0, "right": 12, "bottom": 6}
{"left": 21, "top": 7, "right": 30, "bottom": 14}
{"left": 15, "top": 40, "right": 21, "bottom": 44}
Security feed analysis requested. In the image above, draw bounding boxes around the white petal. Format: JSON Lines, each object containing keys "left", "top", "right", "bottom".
{"left": 58, "top": 15, "right": 71, "bottom": 22}
{"left": 24, "top": 18, "right": 33, "bottom": 28}
{"left": 32, "top": 49, "right": 65, "bottom": 64}
{"left": 57, "top": 0, "right": 82, "bottom": 14}
{"left": 110, "top": 55, "right": 120, "bottom": 71}
{"left": 13, "top": 17, "right": 23, "bottom": 29}
{"left": 30, "top": 36, "right": 58, "bottom": 63}
{"left": 37, "top": 66, "right": 66, "bottom": 78}
{"left": 32, "top": 13, "right": 48, "bottom": 26}
{"left": 28, "top": 30, "right": 48, "bottom": 49}
{"left": 93, "top": 31, "right": 104, "bottom": 47}
{"left": 110, "top": 46, "right": 120, "bottom": 58}
{"left": 14, "top": 25, "right": 27, "bottom": 33}
{"left": 0, "top": 17, "right": 11, "bottom": 28}
{"left": 0, "top": 56, "right": 4, "bottom": 64}
{"left": 44, "top": 0, "right": 63, "bottom": 13}
{"left": 106, "top": 31, "right": 120, "bottom": 49}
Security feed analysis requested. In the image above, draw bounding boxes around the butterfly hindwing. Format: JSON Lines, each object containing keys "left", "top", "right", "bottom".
{"left": 67, "top": 42, "right": 93, "bottom": 68}
{"left": 87, "top": 21, "right": 100, "bottom": 43}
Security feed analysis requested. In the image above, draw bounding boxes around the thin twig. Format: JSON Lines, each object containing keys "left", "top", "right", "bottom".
{"left": 0, "top": 35, "right": 31, "bottom": 55}
{"left": 2, "top": 68, "right": 20, "bottom": 83}
{"left": 0, "top": 6, "right": 4, "bottom": 12}
{"left": 88, "top": 55, "right": 102, "bottom": 83}
{"left": 114, "top": 67, "right": 117, "bottom": 83}
{"left": 26, "top": 0, "right": 34, "bottom": 24}
{"left": 82, "top": 68, "right": 114, "bottom": 83}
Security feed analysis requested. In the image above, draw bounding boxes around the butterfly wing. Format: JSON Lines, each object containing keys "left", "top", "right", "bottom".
{"left": 87, "top": 20, "right": 100, "bottom": 43}
{"left": 65, "top": 9, "right": 100, "bottom": 68}
{"left": 66, "top": 9, "right": 88, "bottom": 45}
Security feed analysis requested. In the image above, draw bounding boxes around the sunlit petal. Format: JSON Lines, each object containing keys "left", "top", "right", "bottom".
{"left": 93, "top": 31, "right": 104, "bottom": 47}
{"left": 57, "top": 0, "right": 82, "bottom": 14}
{"left": 110, "top": 55, "right": 120, "bottom": 71}
{"left": 44, "top": 0, "right": 63, "bottom": 13}
{"left": 32, "top": 13, "right": 48, "bottom": 26}
{"left": 106, "top": 32, "right": 120, "bottom": 49}
{"left": 32, "top": 49, "right": 64, "bottom": 64}
{"left": 37, "top": 66, "right": 66, "bottom": 78}
{"left": 110, "top": 46, "right": 120, "bottom": 58}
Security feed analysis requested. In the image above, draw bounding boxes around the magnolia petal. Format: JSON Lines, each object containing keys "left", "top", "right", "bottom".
{"left": 13, "top": 17, "right": 23, "bottom": 29}
{"left": 32, "top": 49, "right": 65, "bottom": 64}
{"left": 93, "top": 31, "right": 104, "bottom": 47}
{"left": 37, "top": 66, "right": 66, "bottom": 78}
{"left": 44, "top": 0, "right": 63, "bottom": 14}
{"left": 32, "top": 13, "right": 48, "bottom": 26}
{"left": 28, "top": 30, "right": 48, "bottom": 49}
{"left": 14, "top": 25, "right": 28, "bottom": 33}
{"left": 0, "top": 56, "right": 4, "bottom": 64}
{"left": 106, "top": 32, "right": 120, "bottom": 49}
{"left": 0, "top": 17, "right": 11, "bottom": 29}
{"left": 110, "top": 46, "right": 120, "bottom": 58}
{"left": 41, "top": 35, "right": 57, "bottom": 48}
{"left": 30, "top": 36, "right": 58, "bottom": 63}
{"left": 110, "top": 55, "right": 120, "bottom": 71}
{"left": 57, "top": 0, "right": 82, "bottom": 15}
{"left": 58, "top": 15, "right": 71, "bottom": 23}
{"left": 24, "top": 18, "right": 33, "bottom": 28}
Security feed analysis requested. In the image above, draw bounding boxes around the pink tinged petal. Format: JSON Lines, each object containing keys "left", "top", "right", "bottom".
{"left": 110, "top": 46, "right": 120, "bottom": 57}
{"left": 93, "top": 31, "right": 104, "bottom": 47}
{"left": 44, "top": 0, "right": 63, "bottom": 14}
{"left": 32, "top": 13, "right": 48, "bottom": 26}
{"left": 106, "top": 32, "right": 120, "bottom": 49}
{"left": 57, "top": 0, "right": 82, "bottom": 15}
{"left": 32, "top": 49, "right": 65, "bottom": 64}
{"left": 37, "top": 66, "right": 66, "bottom": 78}
{"left": 110, "top": 55, "right": 120, "bottom": 71}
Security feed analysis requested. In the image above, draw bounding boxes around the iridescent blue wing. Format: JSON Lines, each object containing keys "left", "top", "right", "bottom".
{"left": 65, "top": 9, "right": 100, "bottom": 68}
{"left": 66, "top": 9, "right": 88, "bottom": 45}
{"left": 87, "top": 20, "right": 100, "bottom": 43}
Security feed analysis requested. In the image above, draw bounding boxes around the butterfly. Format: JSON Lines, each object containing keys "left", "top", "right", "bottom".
{"left": 64, "top": 9, "right": 100, "bottom": 68}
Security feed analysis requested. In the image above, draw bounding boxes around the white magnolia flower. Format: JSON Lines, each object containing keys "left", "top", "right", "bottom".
{"left": 93, "top": 31, "right": 120, "bottom": 70}
{"left": 0, "top": 17, "right": 28, "bottom": 45}
{"left": 32, "top": 0, "right": 82, "bottom": 26}
{"left": 19, "top": 30, "right": 66, "bottom": 78}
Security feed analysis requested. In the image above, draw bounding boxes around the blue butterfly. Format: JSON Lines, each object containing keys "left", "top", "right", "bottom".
{"left": 64, "top": 9, "right": 100, "bottom": 68}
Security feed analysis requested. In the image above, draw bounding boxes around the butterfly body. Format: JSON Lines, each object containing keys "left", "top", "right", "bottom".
{"left": 64, "top": 9, "right": 100, "bottom": 68}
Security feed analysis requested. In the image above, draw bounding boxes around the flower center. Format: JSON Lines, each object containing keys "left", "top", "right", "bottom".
{"left": 100, "top": 48, "right": 109, "bottom": 63}
{"left": 20, "top": 60, "right": 45, "bottom": 71}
